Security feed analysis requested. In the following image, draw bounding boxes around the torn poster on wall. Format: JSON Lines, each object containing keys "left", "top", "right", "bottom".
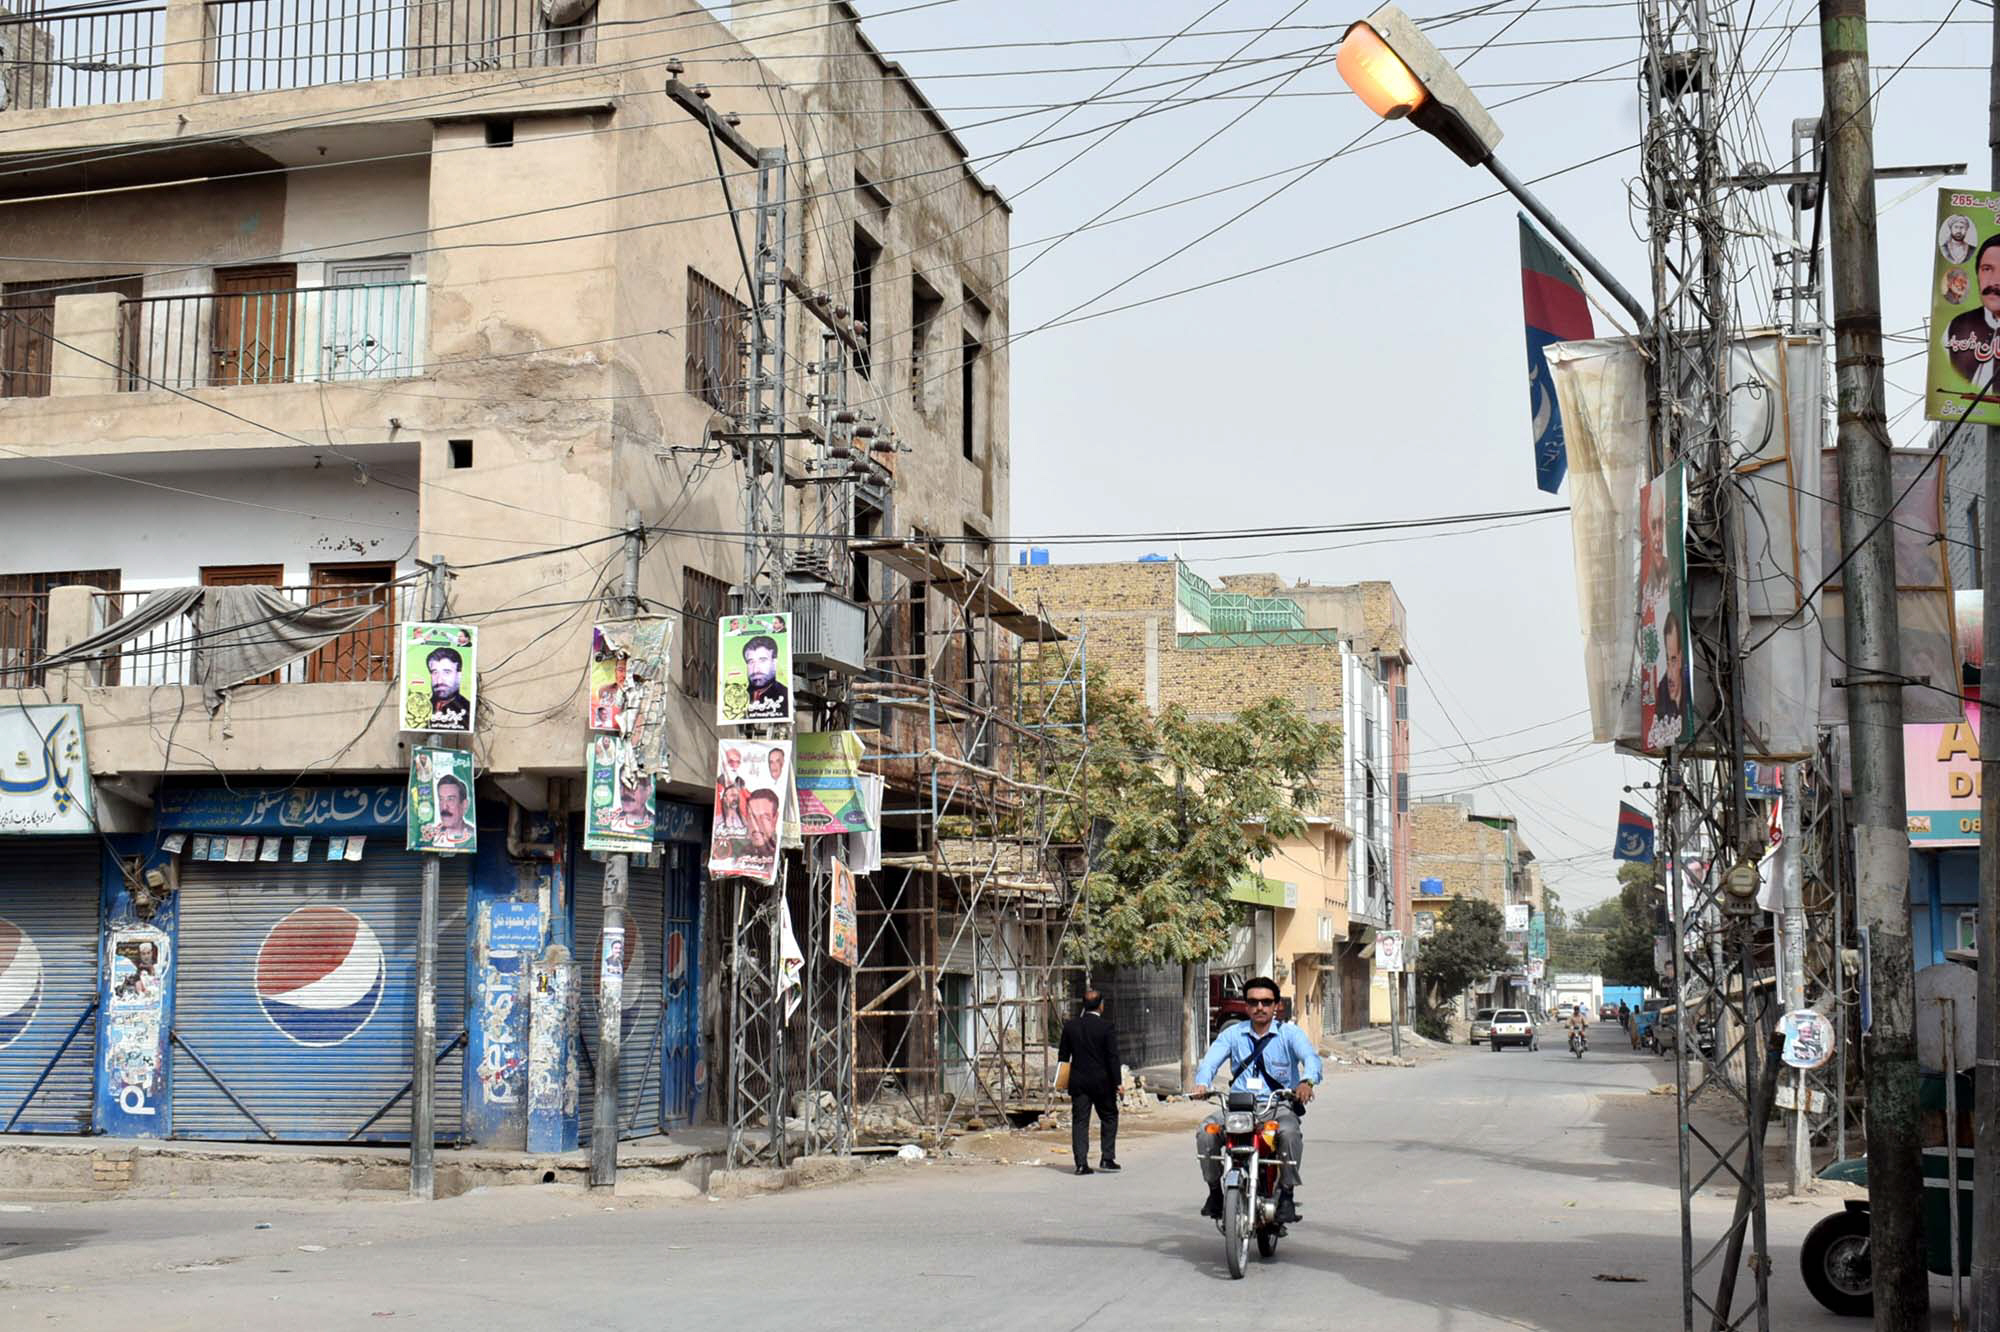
{"left": 587, "top": 618, "right": 675, "bottom": 768}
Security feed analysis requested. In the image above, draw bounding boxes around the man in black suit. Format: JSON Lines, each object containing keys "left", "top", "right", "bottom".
{"left": 1058, "top": 989, "right": 1121, "bottom": 1175}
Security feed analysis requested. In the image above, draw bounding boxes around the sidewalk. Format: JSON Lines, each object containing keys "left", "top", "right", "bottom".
{"left": 0, "top": 1128, "right": 727, "bottom": 1202}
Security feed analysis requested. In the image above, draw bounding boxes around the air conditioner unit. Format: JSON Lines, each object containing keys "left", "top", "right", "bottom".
{"left": 786, "top": 580, "right": 866, "bottom": 674}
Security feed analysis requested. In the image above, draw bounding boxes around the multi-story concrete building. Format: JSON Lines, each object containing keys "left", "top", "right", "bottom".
{"left": 1013, "top": 557, "right": 1413, "bottom": 1045}
{"left": 0, "top": 0, "right": 1008, "bottom": 1148}
{"left": 1409, "top": 794, "right": 1543, "bottom": 1014}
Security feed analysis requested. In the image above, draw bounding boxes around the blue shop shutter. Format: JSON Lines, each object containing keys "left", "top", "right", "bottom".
{"left": 170, "top": 849, "right": 467, "bottom": 1143}
{"left": 575, "top": 857, "right": 666, "bottom": 1140}
{"left": 0, "top": 840, "right": 100, "bottom": 1134}
{"left": 660, "top": 842, "right": 702, "bottom": 1129}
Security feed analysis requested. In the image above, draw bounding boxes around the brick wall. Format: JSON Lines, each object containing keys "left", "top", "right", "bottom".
{"left": 1410, "top": 800, "right": 1513, "bottom": 909}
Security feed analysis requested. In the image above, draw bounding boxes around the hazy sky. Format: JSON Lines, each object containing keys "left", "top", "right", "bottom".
{"left": 815, "top": 1, "right": 1982, "bottom": 909}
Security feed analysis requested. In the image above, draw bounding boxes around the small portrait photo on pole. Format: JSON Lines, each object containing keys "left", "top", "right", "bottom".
{"left": 407, "top": 746, "right": 477, "bottom": 854}
{"left": 1941, "top": 266, "right": 1970, "bottom": 307}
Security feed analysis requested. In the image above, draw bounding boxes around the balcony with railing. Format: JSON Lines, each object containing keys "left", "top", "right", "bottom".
{"left": 0, "top": 0, "right": 594, "bottom": 114}
{"left": 120, "top": 279, "right": 425, "bottom": 391}
{"left": 91, "top": 580, "right": 412, "bottom": 687}
{"left": 0, "top": 2, "right": 164, "bottom": 111}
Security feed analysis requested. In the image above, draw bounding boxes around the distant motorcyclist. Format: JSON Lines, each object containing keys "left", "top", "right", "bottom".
{"left": 1189, "top": 976, "right": 1320, "bottom": 1225}
{"left": 1618, "top": 1001, "right": 1632, "bottom": 1032}
{"left": 1567, "top": 1006, "right": 1590, "bottom": 1050}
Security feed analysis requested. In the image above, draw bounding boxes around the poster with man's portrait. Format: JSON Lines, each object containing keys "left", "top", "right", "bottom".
{"left": 1635, "top": 461, "right": 1693, "bottom": 754}
{"left": 585, "top": 735, "right": 656, "bottom": 853}
{"left": 717, "top": 613, "right": 793, "bottom": 726}
{"left": 400, "top": 622, "right": 477, "bottom": 733}
{"left": 407, "top": 746, "right": 477, "bottom": 853}
{"left": 1928, "top": 190, "right": 2000, "bottom": 427}
{"left": 708, "top": 739, "right": 792, "bottom": 883}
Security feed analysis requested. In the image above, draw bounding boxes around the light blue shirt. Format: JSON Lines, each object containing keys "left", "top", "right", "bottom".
{"left": 1194, "top": 1019, "right": 1323, "bottom": 1091}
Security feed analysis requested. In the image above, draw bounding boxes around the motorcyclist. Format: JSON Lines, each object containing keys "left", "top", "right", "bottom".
{"left": 1567, "top": 1005, "right": 1590, "bottom": 1050}
{"left": 1189, "top": 976, "right": 1320, "bottom": 1226}
{"left": 1618, "top": 1000, "right": 1632, "bottom": 1031}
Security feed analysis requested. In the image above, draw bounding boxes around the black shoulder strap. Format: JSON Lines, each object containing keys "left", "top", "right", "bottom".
{"left": 1240, "top": 1030, "right": 1277, "bottom": 1087}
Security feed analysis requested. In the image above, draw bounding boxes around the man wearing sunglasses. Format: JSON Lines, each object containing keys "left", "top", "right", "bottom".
{"left": 1190, "top": 976, "right": 1320, "bottom": 1225}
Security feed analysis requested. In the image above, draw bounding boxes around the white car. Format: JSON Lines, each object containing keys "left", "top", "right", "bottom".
{"left": 1488, "top": 1009, "right": 1536, "bottom": 1051}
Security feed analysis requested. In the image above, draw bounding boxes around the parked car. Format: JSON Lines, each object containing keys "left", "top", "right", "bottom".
{"left": 1468, "top": 1008, "right": 1497, "bottom": 1044}
{"left": 1600, "top": 1003, "right": 1619, "bottom": 1021}
{"left": 1632, "top": 998, "right": 1669, "bottom": 1050}
{"left": 1489, "top": 1009, "right": 1536, "bottom": 1051}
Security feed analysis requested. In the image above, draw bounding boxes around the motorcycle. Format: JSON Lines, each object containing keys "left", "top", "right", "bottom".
{"left": 1569, "top": 1029, "right": 1587, "bottom": 1058}
{"left": 1198, "top": 1087, "right": 1298, "bottom": 1279}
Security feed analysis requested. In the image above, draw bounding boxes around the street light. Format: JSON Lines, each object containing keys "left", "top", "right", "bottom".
{"left": 1336, "top": 3, "right": 1648, "bottom": 326}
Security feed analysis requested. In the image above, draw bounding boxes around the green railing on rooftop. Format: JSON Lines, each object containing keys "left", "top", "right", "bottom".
{"left": 1175, "top": 559, "right": 1213, "bottom": 629}
{"left": 1207, "top": 592, "right": 1305, "bottom": 633}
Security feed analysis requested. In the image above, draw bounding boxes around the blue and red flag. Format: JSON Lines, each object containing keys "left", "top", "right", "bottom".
{"left": 1519, "top": 215, "right": 1594, "bottom": 493}
{"left": 1613, "top": 801, "right": 1655, "bottom": 864}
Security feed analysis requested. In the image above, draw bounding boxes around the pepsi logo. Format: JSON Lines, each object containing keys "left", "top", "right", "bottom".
{"left": 256, "top": 906, "right": 385, "bottom": 1047}
{"left": 0, "top": 917, "right": 42, "bottom": 1050}
{"left": 665, "top": 928, "right": 687, "bottom": 983}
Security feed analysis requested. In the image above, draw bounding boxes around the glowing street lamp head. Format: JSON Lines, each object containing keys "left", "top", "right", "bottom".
{"left": 1337, "top": 23, "right": 1427, "bottom": 121}
{"left": 1334, "top": 4, "right": 1503, "bottom": 168}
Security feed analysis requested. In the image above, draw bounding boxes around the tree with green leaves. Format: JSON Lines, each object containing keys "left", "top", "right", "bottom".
{"left": 1036, "top": 666, "right": 1337, "bottom": 1081}
{"left": 1415, "top": 898, "right": 1517, "bottom": 1017}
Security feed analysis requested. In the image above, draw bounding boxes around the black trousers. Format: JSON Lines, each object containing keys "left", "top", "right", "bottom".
{"left": 1071, "top": 1089, "right": 1117, "bottom": 1166}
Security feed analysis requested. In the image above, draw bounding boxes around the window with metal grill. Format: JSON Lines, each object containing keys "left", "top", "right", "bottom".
{"left": 685, "top": 270, "right": 746, "bottom": 415}
{"left": 682, "top": 567, "right": 729, "bottom": 701}
{"left": 0, "top": 569, "right": 120, "bottom": 687}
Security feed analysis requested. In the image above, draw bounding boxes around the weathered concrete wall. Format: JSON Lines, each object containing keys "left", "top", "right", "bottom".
{"left": 0, "top": 0, "right": 1007, "bottom": 799}
{"left": 1410, "top": 800, "right": 1517, "bottom": 911}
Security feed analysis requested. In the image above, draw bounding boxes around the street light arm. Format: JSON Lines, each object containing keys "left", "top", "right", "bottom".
{"left": 1482, "top": 154, "right": 1649, "bottom": 329}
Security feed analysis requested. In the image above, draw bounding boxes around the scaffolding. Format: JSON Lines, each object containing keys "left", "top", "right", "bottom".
{"left": 841, "top": 538, "right": 1089, "bottom": 1140}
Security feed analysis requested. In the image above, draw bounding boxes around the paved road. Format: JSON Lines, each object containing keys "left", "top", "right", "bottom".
{"left": 0, "top": 1022, "right": 1962, "bottom": 1330}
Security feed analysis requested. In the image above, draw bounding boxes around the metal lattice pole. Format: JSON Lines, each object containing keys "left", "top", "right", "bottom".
{"left": 1642, "top": 1, "right": 1775, "bottom": 1326}
{"left": 724, "top": 147, "right": 793, "bottom": 1171}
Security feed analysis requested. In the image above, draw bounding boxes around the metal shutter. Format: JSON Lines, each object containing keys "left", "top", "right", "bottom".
{"left": 0, "top": 840, "right": 100, "bottom": 1133}
{"left": 171, "top": 849, "right": 467, "bottom": 1143}
{"left": 661, "top": 843, "right": 702, "bottom": 1128}
{"left": 575, "top": 857, "right": 665, "bottom": 1140}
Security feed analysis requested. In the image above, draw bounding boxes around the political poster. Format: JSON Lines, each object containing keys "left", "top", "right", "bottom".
{"left": 1635, "top": 462, "right": 1693, "bottom": 753}
{"left": 709, "top": 739, "right": 791, "bottom": 883}
{"left": 1377, "top": 930, "right": 1405, "bottom": 973}
{"left": 587, "top": 618, "right": 674, "bottom": 760}
{"left": 717, "top": 612, "right": 793, "bottom": 726}
{"left": 830, "top": 859, "right": 858, "bottom": 967}
{"left": 1928, "top": 189, "right": 2000, "bottom": 428}
{"left": 407, "top": 746, "right": 476, "bottom": 853}
{"left": 400, "top": 622, "right": 477, "bottom": 733}
{"left": 795, "top": 731, "right": 872, "bottom": 836}
{"left": 584, "top": 735, "right": 656, "bottom": 854}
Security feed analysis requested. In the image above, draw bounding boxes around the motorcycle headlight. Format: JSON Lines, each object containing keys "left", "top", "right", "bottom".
{"left": 1223, "top": 1112, "right": 1255, "bottom": 1134}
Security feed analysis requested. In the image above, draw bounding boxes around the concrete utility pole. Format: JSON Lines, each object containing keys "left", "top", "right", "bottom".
{"left": 589, "top": 512, "right": 645, "bottom": 1189}
{"left": 410, "top": 555, "right": 449, "bottom": 1201}
{"left": 1820, "top": 5, "right": 1929, "bottom": 1326}
{"left": 1973, "top": 0, "right": 2000, "bottom": 1319}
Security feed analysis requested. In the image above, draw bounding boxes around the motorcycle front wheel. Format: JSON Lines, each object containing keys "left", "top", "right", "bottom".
{"left": 1224, "top": 1184, "right": 1250, "bottom": 1279}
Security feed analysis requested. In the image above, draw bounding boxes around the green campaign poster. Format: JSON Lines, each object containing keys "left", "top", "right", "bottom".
{"left": 717, "top": 612, "right": 793, "bottom": 726}
{"left": 400, "top": 622, "right": 477, "bottom": 734}
{"left": 408, "top": 747, "right": 476, "bottom": 853}
{"left": 1928, "top": 190, "right": 2000, "bottom": 428}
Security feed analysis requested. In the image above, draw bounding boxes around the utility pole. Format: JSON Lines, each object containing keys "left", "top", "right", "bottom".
{"left": 589, "top": 512, "right": 645, "bottom": 1189}
{"left": 1820, "top": 5, "right": 1929, "bottom": 1326}
{"left": 1972, "top": 0, "right": 2000, "bottom": 1317}
{"left": 1779, "top": 761, "right": 1810, "bottom": 1195}
{"left": 410, "top": 555, "right": 449, "bottom": 1200}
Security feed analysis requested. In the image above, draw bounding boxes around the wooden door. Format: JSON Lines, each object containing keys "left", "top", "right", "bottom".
{"left": 201, "top": 564, "right": 283, "bottom": 684}
{"left": 210, "top": 266, "right": 296, "bottom": 386}
{"left": 307, "top": 562, "right": 396, "bottom": 683}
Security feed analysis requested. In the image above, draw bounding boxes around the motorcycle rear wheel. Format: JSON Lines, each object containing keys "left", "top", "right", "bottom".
{"left": 1224, "top": 1184, "right": 1250, "bottom": 1279}
{"left": 1257, "top": 1226, "right": 1279, "bottom": 1259}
